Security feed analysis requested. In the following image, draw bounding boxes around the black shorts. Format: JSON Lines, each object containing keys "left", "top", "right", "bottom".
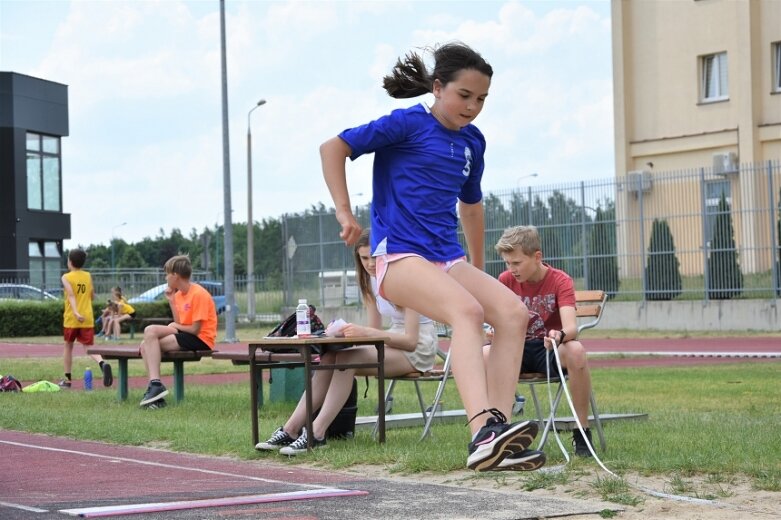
{"left": 521, "top": 339, "right": 567, "bottom": 376}
{"left": 174, "top": 332, "right": 210, "bottom": 351}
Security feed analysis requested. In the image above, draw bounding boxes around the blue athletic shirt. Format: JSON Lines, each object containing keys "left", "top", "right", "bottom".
{"left": 338, "top": 103, "right": 485, "bottom": 262}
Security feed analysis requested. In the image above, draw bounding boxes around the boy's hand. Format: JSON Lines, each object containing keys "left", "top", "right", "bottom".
{"left": 164, "top": 287, "right": 176, "bottom": 299}
{"left": 74, "top": 312, "right": 85, "bottom": 323}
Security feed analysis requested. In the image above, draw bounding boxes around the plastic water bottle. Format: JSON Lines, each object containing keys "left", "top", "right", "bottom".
{"left": 84, "top": 368, "right": 93, "bottom": 391}
{"left": 296, "top": 299, "right": 311, "bottom": 337}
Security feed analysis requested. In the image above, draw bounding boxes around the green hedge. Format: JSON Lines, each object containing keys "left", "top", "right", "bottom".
{"left": 0, "top": 301, "right": 172, "bottom": 338}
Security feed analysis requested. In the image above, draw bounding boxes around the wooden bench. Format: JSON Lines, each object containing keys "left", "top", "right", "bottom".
{"left": 85, "top": 345, "right": 212, "bottom": 403}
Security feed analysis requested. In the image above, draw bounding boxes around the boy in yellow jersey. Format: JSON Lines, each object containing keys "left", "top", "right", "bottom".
{"left": 60, "top": 249, "right": 113, "bottom": 388}
{"left": 139, "top": 254, "right": 217, "bottom": 408}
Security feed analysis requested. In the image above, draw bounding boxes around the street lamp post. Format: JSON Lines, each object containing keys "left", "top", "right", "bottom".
{"left": 516, "top": 172, "right": 539, "bottom": 190}
{"left": 247, "top": 99, "right": 267, "bottom": 322}
{"left": 111, "top": 222, "right": 127, "bottom": 276}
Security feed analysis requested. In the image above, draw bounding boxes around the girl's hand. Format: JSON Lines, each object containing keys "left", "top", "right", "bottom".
{"left": 335, "top": 208, "right": 362, "bottom": 245}
{"left": 341, "top": 323, "right": 366, "bottom": 338}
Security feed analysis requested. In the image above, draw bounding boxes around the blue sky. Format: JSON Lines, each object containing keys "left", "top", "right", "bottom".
{"left": 1, "top": 0, "right": 614, "bottom": 249}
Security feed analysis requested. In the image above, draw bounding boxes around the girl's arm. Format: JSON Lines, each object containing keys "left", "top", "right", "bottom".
{"left": 341, "top": 306, "right": 421, "bottom": 353}
{"left": 459, "top": 200, "right": 485, "bottom": 271}
{"left": 320, "top": 136, "right": 361, "bottom": 245}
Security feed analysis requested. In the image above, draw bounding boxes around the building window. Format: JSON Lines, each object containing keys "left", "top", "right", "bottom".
{"left": 28, "top": 240, "right": 62, "bottom": 291}
{"left": 701, "top": 52, "right": 728, "bottom": 102}
{"left": 25, "top": 132, "right": 61, "bottom": 212}
{"left": 774, "top": 42, "right": 781, "bottom": 92}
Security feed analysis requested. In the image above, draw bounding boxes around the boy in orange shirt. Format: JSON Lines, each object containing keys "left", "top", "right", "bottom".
{"left": 139, "top": 255, "right": 217, "bottom": 408}
{"left": 60, "top": 249, "right": 113, "bottom": 388}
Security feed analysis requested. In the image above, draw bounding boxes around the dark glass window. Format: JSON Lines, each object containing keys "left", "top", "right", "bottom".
{"left": 25, "top": 132, "right": 61, "bottom": 211}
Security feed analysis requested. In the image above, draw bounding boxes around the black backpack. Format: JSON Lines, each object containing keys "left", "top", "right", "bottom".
{"left": 268, "top": 305, "right": 325, "bottom": 337}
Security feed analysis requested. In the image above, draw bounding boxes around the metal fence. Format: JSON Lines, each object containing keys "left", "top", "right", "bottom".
{"left": 0, "top": 270, "right": 283, "bottom": 321}
{"left": 3, "top": 160, "right": 779, "bottom": 314}
{"left": 281, "top": 160, "right": 781, "bottom": 306}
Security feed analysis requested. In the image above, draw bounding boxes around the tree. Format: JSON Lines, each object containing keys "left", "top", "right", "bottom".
{"left": 707, "top": 194, "right": 743, "bottom": 299}
{"left": 644, "top": 219, "right": 682, "bottom": 300}
{"left": 117, "top": 247, "right": 147, "bottom": 269}
{"left": 587, "top": 204, "right": 620, "bottom": 298}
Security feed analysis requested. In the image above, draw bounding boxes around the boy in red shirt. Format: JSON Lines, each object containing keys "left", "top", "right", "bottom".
{"left": 139, "top": 255, "right": 217, "bottom": 408}
{"left": 492, "top": 225, "right": 596, "bottom": 457}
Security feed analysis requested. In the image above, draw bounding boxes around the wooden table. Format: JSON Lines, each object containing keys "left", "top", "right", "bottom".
{"left": 249, "top": 336, "right": 387, "bottom": 450}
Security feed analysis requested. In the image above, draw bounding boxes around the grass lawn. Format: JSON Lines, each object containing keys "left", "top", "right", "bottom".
{"left": 1, "top": 355, "right": 780, "bottom": 500}
{"left": 2, "top": 324, "right": 780, "bottom": 509}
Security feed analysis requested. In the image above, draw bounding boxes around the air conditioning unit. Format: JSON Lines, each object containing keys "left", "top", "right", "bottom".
{"left": 713, "top": 151, "right": 738, "bottom": 175}
{"left": 627, "top": 170, "right": 652, "bottom": 194}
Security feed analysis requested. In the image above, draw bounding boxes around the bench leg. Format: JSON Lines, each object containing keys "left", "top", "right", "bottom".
{"left": 173, "top": 361, "right": 185, "bottom": 403}
{"left": 117, "top": 359, "right": 129, "bottom": 401}
{"left": 129, "top": 322, "right": 136, "bottom": 340}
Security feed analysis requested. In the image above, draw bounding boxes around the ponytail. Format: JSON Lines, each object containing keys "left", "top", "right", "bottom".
{"left": 382, "top": 51, "right": 431, "bottom": 99}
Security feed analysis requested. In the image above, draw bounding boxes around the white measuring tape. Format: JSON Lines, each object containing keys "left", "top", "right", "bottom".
{"left": 542, "top": 338, "right": 725, "bottom": 507}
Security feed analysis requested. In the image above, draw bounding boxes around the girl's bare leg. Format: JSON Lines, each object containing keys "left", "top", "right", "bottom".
{"left": 448, "top": 262, "right": 529, "bottom": 420}
{"left": 381, "top": 257, "right": 491, "bottom": 435}
{"left": 283, "top": 352, "right": 337, "bottom": 437}
{"left": 311, "top": 347, "right": 414, "bottom": 440}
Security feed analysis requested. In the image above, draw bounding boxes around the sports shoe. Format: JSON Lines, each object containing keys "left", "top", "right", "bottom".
{"left": 145, "top": 398, "right": 167, "bottom": 410}
{"left": 139, "top": 382, "right": 168, "bottom": 406}
{"left": 96, "top": 331, "right": 105, "bottom": 338}
{"left": 573, "top": 428, "right": 593, "bottom": 457}
{"left": 102, "top": 363, "right": 113, "bottom": 387}
{"left": 278, "top": 428, "right": 326, "bottom": 456}
{"left": 58, "top": 379, "right": 71, "bottom": 389}
{"left": 494, "top": 449, "right": 547, "bottom": 471}
{"left": 466, "top": 408, "right": 539, "bottom": 472}
{"left": 256, "top": 426, "right": 296, "bottom": 451}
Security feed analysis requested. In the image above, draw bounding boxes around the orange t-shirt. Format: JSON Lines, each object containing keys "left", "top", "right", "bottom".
{"left": 173, "top": 283, "right": 217, "bottom": 348}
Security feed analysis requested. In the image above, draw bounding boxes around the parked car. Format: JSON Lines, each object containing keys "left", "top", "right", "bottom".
{"left": 128, "top": 281, "right": 227, "bottom": 314}
{"left": 0, "top": 283, "right": 60, "bottom": 301}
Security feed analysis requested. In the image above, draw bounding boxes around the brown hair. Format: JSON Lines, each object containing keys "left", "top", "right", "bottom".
{"left": 382, "top": 42, "right": 493, "bottom": 99}
{"left": 163, "top": 255, "right": 192, "bottom": 279}
{"left": 68, "top": 249, "right": 87, "bottom": 268}
{"left": 353, "top": 229, "right": 375, "bottom": 305}
{"left": 494, "top": 226, "right": 541, "bottom": 256}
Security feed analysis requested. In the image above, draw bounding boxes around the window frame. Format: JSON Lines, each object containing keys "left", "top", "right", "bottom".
{"left": 773, "top": 41, "right": 781, "bottom": 93}
{"left": 25, "top": 132, "right": 62, "bottom": 212}
{"left": 700, "top": 52, "right": 729, "bottom": 103}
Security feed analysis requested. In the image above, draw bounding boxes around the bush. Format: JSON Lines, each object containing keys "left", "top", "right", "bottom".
{"left": 707, "top": 194, "right": 743, "bottom": 299}
{"left": 0, "top": 301, "right": 172, "bottom": 337}
{"left": 587, "top": 206, "right": 620, "bottom": 298}
{"left": 644, "top": 219, "right": 682, "bottom": 300}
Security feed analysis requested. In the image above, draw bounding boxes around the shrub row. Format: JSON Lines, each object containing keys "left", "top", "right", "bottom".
{"left": 0, "top": 301, "right": 172, "bottom": 338}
